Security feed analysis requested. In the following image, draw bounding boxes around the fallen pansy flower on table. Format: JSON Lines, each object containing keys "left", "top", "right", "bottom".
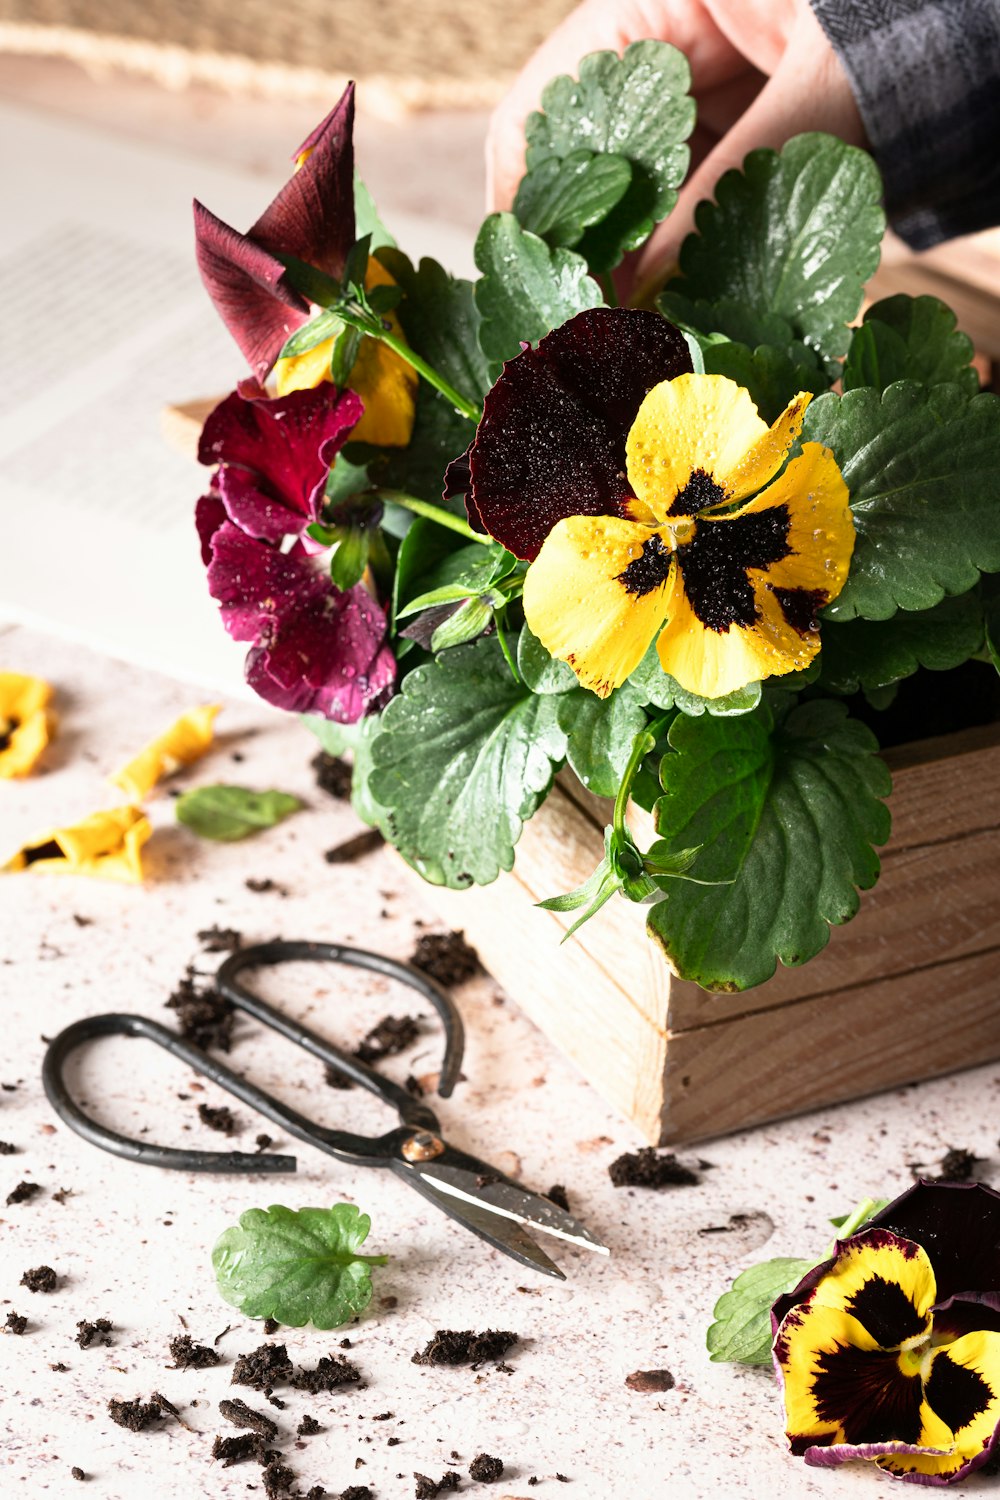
{"left": 4, "top": 805, "right": 151, "bottom": 883}
{"left": 182, "top": 39, "right": 1000, "bottom": 995}
{"left": 109, "top": 704, "right": 222, "bottom": 800}
{"left": 0, "top": 673, "right": 54, "bottom": 779}
{"left": 710, "top": 1182, "right": 1000, "bottom": 1484}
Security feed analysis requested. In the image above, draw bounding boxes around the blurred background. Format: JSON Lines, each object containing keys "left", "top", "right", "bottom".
{"left": 2, "top": 0, "right": 999, "bottom": 692}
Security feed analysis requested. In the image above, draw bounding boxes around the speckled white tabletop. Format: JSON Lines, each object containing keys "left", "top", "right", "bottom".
{"left": 2, "top": 622, "right": 997, "bottom": 1500}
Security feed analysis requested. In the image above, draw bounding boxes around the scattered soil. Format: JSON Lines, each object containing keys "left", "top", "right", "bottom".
{"left": 198, "top": 1102, "right": 239, "bottom": 1136}
{"left": 76, "top": 1318, "right": 113, "bottom": 1348}
{"left": 411, "top": 1330, "right": 518, "bottom": 1368}
{"left": 405, "top": 1074, "right": 424, "bottom": 1097}
{"left": 469, "top": 1453, "right": 504, "bottom": 1481}
{"left": 297, "top": 1414, "right": 322, "bottom": 1436}
{"left": 409, "top": 931, "right": 480, "bottom": 987}
{"left": 219, "top": 1398, "right": 279, "bottom": 1439}
{"left": 264, "top": 1318, "right": 281, "bottom": 1335}
{"left": 355, "top": 1015, "right": 420, "bottom": 1064}
{"left": 197, "top": 925, "right": 242, "bottom": 953}
{"left": 915, "top": 1147, "right": 984, "bottom": 1182}
{"left": 231, "top": 1343, "right": 294, "bottom": 1394}
{"left": 324, "top": 830, "right": 384, "bottom": 863}
{"left": 166, "top": 969, "right": 235, "bottom": 1052}
{"left": 0, "top": 1141, "right": 16, "bottom": 1154}
{"left": 51, "top": 1362, "right": 70, "bottom": 1372}
{"left": 414, "top": 1473, "right": 461, "bottom": 1498}
{"left": 625, "top": 1369, "right": 675, "bottom": 1393}
{"left": 246, "top": 877, "right": 288, "bottom": 896}
{"left": 5, "top": 1312, "right": 27, "bottom": 1335}
{"left": 53, "top": 1187, "right": 75, "bottom": 1204}
{"left": 324, "top": 1065, "right": 355, "bottom": 1091}
{"left": 340, "top": 1488, "right": 374, "bottom": 1500}
{"left": 6, "top": 1179, "right": 41, "bottom": 1205}
{"left": 149, "top": 1392, "right": 190, "bottom": 1430}
{"left": 169, "top": 1333, "right": 220, "bottom": 1369}
{"left": 312, "top": 750, "right": 353, "bottom": 800}
{"left": 211, "top": 1432, "right": 276, "bottom": 1467}
{"left": 256, "top": 1135, "right": 275, "bottom": 1152}
{"left": 608, "top": 1148, "right": 699, "bottom": 1189}
{"left": 292, "top": 1353, "right": 362, "bottom": 1393}
{"left": 71, "top": 1467, "right": 86, "bottom": 1480}
{"left": 546, "top": 1185, "right": 570, "bottom": 1212}
{"left": 107, "top": 1398, "right": 162, "bottom": 1431}
{"left": 21, "top": 1265, "right": 57, "bottom": 1292}
{"left": 262, "top": 1460, "right": 297, "bottom": 1497}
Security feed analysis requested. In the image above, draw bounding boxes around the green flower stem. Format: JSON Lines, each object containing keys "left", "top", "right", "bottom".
{"left": 494, "top": 608, "right": 521, "bottom": 685}
{"left": 612, "top": 713, "right": 672, "bottom": 840}
{"left": 598, "top": 271, "right": 619, "bottom": 308}
{"left": 828, "top": 1197, "right": 883, "bottom": 1246}
{"left": 375, "top": 490, "right": 486, "bottom": 543}
{"left": 375, "top": 326, "right": 482, "bottom": 424}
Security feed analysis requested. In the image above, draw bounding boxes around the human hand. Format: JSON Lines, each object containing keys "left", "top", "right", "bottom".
{"left": 487, "top": 0, "right": 867, "bottom": 301}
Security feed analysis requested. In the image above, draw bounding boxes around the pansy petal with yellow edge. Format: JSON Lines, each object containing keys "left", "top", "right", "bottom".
{"left": 4, "top": 806, "right": 151, "bottom": 884}
{"left": 523, "top": 515, "right": 676, "bottom": 698}
{"left": 806, "top": 1228, "right": 936, "bottom": 1344}
{"left": 774, "top": 1299, "right": 888, "bottom": 1450}
{"left": 0, "top": 672, "right": 53, "bottom": 779}
{"left": 109, "top": 704, "right": 222, "bottom": 801}
{"left": 874, "top": 1332, "right": 1000, "bottom": 1481}
{"left": 274, "top": 258, "right": 417, "bottom": 448}
{"left": 626, "top": 374, "right": 763, "bottom": 517}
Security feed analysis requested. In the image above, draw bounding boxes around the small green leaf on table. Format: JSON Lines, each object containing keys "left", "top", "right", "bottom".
{"left": 661, "top": 133, "right": 884, "bottom": 362}
{"left": 521, "top": 40, "right": 695, "bottom": 272}
{"left": 842, "top": 293, "right": 979, "bottom": 395}
{"left": 367, "top": 635, "right": 568, "bottom": 887}
{"left": 818, "top": 591, "right": 985, "bottom": 694}
{"left": 175, "top": 786, "right": 302, "bottom": 842}
{"left": 804, "top": 383, "right": 1000, "bottom": 621}
{"left": 646, "top": 700, "right": 891, "bottom": 991}
{"left": 707, "top": 1257, "right": 817, "bottom": 1365}
{"left": 212, "top": 1203, "right": 387, "bottom": 1330}
{"left": 474, "top": 213, "right": 603, "bottom": 379}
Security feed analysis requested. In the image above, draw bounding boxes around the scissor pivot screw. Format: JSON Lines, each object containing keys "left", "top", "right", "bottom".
{"left": 402, "top": 1131, "right": 445, "bottom": 1162}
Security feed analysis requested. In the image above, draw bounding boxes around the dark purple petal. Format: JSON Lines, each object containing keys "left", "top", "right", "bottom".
{"left": 467, "top": 307, "right": 692, "bottom": 560}
{"left": 206, "top": 521, "right": 327, "bottom": 641}
{"left": 251, "top": 84, "right": 356, "bottom": 281}
{"left": 193, "top": 200, "right": 310, "bottom": 380}
{"left": 874, "top": 1182, "right": 1000, "bottom": 1308}
{"left": 195, "top": 488, "right": 226, "bottom": 566}
{"left": 247, "top": 585, "right": 396, "bottom": 722}
{"left": 198, "top": 385, "right": 364, "bottom": 534}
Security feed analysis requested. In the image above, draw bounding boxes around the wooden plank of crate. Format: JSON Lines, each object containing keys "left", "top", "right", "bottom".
{"left": 160, "top": 397, "right": 214, "bottom": 460}
{"left": 657, "top": 944, "right": 1000, "bottom": 1144}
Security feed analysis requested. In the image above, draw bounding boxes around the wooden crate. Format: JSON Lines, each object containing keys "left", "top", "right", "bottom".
{"left": 392, "top": 724, "right": 1000, "bottom": 1143}
{"left": 166, "top": 231, "right": 1000, "bottom": 1144}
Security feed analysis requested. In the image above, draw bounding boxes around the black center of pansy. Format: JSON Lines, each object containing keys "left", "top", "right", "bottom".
{"left": 808, "top": 1345, "right": 923, "bottom": 1447}
{"left": 924, "top": 1352, "right": 993, "bottom": 1433}
{"left": 770, "top": 586, "right": 829, "bottom": 637}
{"left": 676, "top": 505, "right": 792, "bottom": 632}
{"left": 0, "top": 715, "right": 19, "bottom": 752}
{"left": 668, "top": 467, "right": 727, "bottom": 517}
{"left": 23, "top": 839, "right": 62, "bottom": 866}
{"left": 844, "top": 1274, "right": 928, "bottom": 1349}
{"left": 617, "top": 534, "right": 673, "bottom": 597}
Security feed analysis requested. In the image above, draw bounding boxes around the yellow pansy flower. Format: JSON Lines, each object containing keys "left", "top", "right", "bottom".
{"left": 109, "top": 704, "right": 222, "bottom": 800}
{"left": 5, "top": 806, "right": 151, "bottom": 884}
{"left": 0, "top": 673, "right": 53, "bottom": 779}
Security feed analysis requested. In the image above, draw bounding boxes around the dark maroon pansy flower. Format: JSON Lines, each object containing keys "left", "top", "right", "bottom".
{"left": 193, "top": 84, "right": 357, "bottom": 381}
{"left": 197, "top": 384, "right": 364, "bottom": 543}
{"left": 466, "top": 307, "right": 693, "bottom": 560}
{"left": 203, "top": 518, "right": 395, "bottom": 723}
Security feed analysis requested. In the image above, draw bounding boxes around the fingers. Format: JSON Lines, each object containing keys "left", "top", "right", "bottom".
{"left": 629, "top": 1, "right": 867, "bottom": 300}
{"left": 486, "top": 0, "right": 742, "bottom": 212}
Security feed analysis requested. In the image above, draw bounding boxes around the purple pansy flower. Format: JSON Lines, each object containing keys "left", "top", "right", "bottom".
{"left": 193, "top": 84, "right": 357, "bottom": 381}
{"left": 196, "top": 381, "right": 395, "bottom": 722}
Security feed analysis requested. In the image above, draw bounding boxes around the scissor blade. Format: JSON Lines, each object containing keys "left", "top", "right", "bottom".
{"left": 419, "top": 1163, "right": 610, "bottom": 1257}
{"left": 406, "top": 1170, "right": 567, "bottom": 1279}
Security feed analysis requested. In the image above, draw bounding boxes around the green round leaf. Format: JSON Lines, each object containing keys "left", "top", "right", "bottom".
{"left": 819, "top": 592, "right": 985, "bottom": 693}
{"left": 175, "top": 786, "right": 302, "bottom": 842}
{"left": 843, "top": 294, "right": 978, "bottom": 396}
{"left": 212, "top": 1203, "right": 387, "bottom": 1331}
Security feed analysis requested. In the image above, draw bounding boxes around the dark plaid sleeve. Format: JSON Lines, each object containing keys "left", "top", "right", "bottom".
{"left": 808, "top": 0, "right": 1000, "bottom": 247}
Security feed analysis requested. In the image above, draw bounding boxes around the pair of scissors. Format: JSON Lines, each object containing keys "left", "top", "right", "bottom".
{"left": 42, "top": 939, "right": 609, "bottom": 1280}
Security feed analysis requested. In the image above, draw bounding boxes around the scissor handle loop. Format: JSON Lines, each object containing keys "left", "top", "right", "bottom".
{"left": 41, "top": 941, "right": 465, "bottom": 1175}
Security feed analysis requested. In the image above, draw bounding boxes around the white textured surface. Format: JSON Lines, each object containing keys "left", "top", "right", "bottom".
{"left": 1, "top": 623, "right": 997, "bottom": 1500}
